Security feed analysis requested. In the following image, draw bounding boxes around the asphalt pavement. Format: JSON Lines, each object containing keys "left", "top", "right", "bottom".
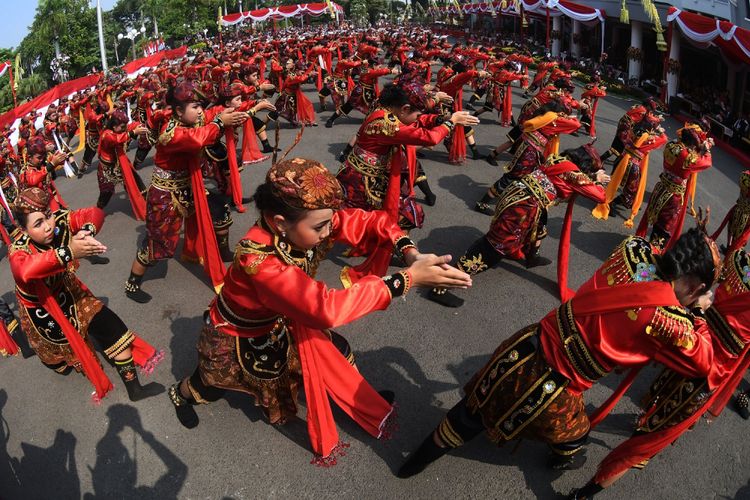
{"left": 0, "top": 74, "right": 748, "bottom": 500}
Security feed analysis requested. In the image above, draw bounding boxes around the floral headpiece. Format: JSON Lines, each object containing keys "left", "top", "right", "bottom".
{"left": 267, "top": 158, "right": 343, "bottom": 210}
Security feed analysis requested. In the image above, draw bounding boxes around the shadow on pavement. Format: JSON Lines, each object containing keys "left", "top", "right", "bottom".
{"left": 332, "top": 346, "right": 457, "bottom": 472}
{"left": 0, "top": 389, "right": 81, "bottom": 499}
{"left": 416, "top": 224, "right": 485, "bottom": 257}
{"left": 83, "top": 404, "right": 187, "bottom": 500}
{"left": 436, "top": 173, "right": 490, "bottom": 210}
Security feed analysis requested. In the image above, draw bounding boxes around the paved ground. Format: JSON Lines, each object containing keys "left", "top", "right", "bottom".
{"left": 0, "top": 73, "right": 748, "bottom": 500}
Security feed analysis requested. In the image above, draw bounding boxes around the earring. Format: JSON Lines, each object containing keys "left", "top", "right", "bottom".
{"left": 281, "top": 231, "right": 287, "bottom": 238}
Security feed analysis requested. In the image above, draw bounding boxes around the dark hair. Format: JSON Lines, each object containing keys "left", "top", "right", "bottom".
{"left": 658, "top": 227, "right": 717, "bottom": 288}
{"left": 253, "top": 182, "right": 307, "bottom": 223}
{"left": 534, "top": 100, "right": 565, "bottom": 116}
{"left": 680, "top": 130, "right": 700, "bottom": 148}
{"left": 562, "top": 146, "right": 594, "bottom": 173}
{"left": 632, "top": 120, "right": 650, "bottom": 138}
{"left": 378, "top": 84, "right": 409, "bottom": 108}
{"left": 12, "top": 210, "right": 30, "bottom": 228}
{"left": 451, "top": 61, "right": 467, "bottom": 74}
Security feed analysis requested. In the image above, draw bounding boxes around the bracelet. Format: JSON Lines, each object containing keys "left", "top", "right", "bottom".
{"left": 212, "top": 116, "right": 225, "bottom": 132}
{"left": 382, "top": 270, "right": 411, "bottom": 299}
{"left": 399, "top": 270, "right": 412, "bottom": 295}
{"left": 394, "top": 235, "right": 417, "bottom": 263}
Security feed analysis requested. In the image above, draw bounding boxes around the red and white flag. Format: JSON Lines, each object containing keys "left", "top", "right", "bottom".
{"left": 0, "top": 61, "right": 10, "bottom": 78}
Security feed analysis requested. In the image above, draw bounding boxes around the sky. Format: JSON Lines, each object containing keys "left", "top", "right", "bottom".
{"left": 0, "top": 0, "right": 118, "bottom": 50}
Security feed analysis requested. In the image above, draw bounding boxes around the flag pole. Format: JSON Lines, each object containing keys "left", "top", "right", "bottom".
{"left": 96, "top": 0, "right": 109, "bottom": 72}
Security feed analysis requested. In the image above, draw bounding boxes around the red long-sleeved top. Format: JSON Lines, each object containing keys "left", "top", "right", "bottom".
{"left": 210, "top": 209, "right": 408, "bottom": 338}
{"left": 153, "top": 109, "right": 222, "bottom": 173}
{"left": 538, "top": 236, "right": 713, "bottom": 395}
{"left": 10, "top": 207, "right": 105, "bottom": 307}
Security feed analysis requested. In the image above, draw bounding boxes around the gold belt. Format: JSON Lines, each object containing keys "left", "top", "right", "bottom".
{"left": 151, "top": 174, "right": 189, "bottom": 192}
{"left": 346, "top": 150, "right": 390, "bottom": 178}
{"left": 658, "top": 172, "right": 686, "bottom": 195}
{"left": 555, "top": 301, "right": 609, "bottom": 382}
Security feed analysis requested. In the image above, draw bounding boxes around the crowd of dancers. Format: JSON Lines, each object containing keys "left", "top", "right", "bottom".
{"left": 0, "top": 23, "right": 749, "bottom": 498}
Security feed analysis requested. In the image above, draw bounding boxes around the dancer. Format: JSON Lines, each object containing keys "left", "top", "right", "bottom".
{"left": 636, "top": 123, "right": 713, "bottom": 250}
{"left": 399, "top": 229, "right": 720, "bottom": 478}
{"left": 124, "top": 82, "right": 248, "bottom": 303}
{"left": 168, "top": 158, "right": 472, "bottom": 465}
{"left": 570, "top": 240, "right": 750, "bottom": 498}
{"left": 6, "top": 187, "right": 163, "bottom": 402}
{"left": 430, "top": 145, "right": 608, "bottom": 307}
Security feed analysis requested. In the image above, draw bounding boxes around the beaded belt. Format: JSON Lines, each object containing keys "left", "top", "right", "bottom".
{"left": 705, "top": 307, "right": 745, "bottom": 357}
{"left": 555, "top": 301, "right": 609, "bottom": 382}
{"left": 346, "top": 145, "right": 391, "bottom": 177}
{"left": 151, "top": 166, "right": 189, "bottom": 192}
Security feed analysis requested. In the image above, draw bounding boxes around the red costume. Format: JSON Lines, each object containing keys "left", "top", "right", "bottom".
{"left": 590, "top": 247, "right": 750, "bottom": 487}
{"left": 637, "top": 132, "right": 712, "bottom": 250}
{"left": 96, "top": 122, "right": 148, "bottom": 220}
{"left": 135, "top": 110, "right": 227, "bottom": 291}
{"left": 5, "top": 204, "right": 161, "bottom": 401}
{"left": 336, "top": 109, "right": 452, "bottom": 283}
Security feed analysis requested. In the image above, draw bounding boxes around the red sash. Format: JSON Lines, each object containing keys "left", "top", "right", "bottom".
{"left": 182, "top": 157, "right": 226, "bottom": 292}
{"left": 116, "top": 150, "right": 146, "bottom": 220}
{"left": 293, "top": 322, "right": 393, "bottom": 462}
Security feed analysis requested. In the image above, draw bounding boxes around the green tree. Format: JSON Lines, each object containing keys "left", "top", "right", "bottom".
{"left": 350, "top": 0, "right": 368, "bottom": 25}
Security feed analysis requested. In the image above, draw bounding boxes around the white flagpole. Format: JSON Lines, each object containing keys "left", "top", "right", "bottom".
{"left": 96, "top": 0, "right": 108, "bottom": 72}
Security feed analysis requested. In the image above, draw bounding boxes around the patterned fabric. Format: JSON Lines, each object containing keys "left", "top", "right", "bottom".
{"left": 138, "top": 168, "right": 192, "bottom": 264}
{"left": 17, "top": 273, "right": 103, "bottom": 371}
{"left": 97, "top": 158, "right": 123, "bottom": 197}
{"left": 464, "top": 325, "right": 590, "bottom": 445}
{"left": 195, "top": 319, "right": 302, "bottom": 424}
{"left": 337, "top": 146, "right": 424, "bottom": 229}
{"left": 274, "top": 91, "right": 299, "bottom": 124}
{"left": 643, "top": 171, "right": 686, "bottom": 247}
{"left": 486, "top": 179, "right": 547, "bottom": 261}
{"left": 636, "top": 368, "right": 711, "bottom": 434}
{"left": 267, "top": 158, "right": 343, "bottom": 211}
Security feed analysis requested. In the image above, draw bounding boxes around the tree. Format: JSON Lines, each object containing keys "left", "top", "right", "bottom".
{"left": 350, "top": 0, "right": 368, "bottom": 25}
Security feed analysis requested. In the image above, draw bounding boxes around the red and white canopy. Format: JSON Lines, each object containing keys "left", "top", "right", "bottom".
{"left": 431, "top": 0, "right": 605, "bottom": 25}
{"left": 221, "top": 2, "right": 344, "bottom": 26}
{"left": 667, "top": 7, "right": 750, "bottom": 66}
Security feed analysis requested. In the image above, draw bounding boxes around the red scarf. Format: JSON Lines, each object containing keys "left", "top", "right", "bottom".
{"left": 449, "top": 87, "right": 466, "bottom": 164}
{"left": 225, "top": 128, "right": 245, "bottom": 213}
{"left": 546, "top": 160, "right": 582, "bottom": 301}
{"left": 294, "top": 322, "right": 393, "bottom": 462}
{"left": 295, "top": 88, "right": 316, "bottom": 125}
{"left": 0, "top": 321, "right": 18, "bottom": 356}
{"left": 240, "top": 116, "right": 267, "bottom": 165}
{"left": 117, "top": 150, "right": 146, "bottom": 220}
{"left": 181, "top": 156, "right": 226, "bottom": 292}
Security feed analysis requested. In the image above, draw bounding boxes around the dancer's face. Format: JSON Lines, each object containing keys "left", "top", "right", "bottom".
{"left": 28, "top": 153, "right": 45, "bottom": 167}
{"left": 226, "top": 95, "right": 243, "bottom": 108}
{"left": 274, "top": 209, "right": 334, "bottom": 250}
{"left": 176, "top": 102, "right": 204, "bottom": 126}
{"left": 23, "top": 210, "right": 56, "bottom": 246}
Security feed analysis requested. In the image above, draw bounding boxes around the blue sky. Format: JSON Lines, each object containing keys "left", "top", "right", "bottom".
{"left": 1, "top": 0, "right": 118, "bottom": 49}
